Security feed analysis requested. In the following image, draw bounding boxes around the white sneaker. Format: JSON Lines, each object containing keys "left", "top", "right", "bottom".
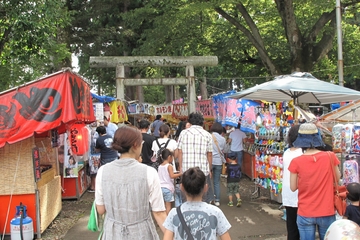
{"left": 214, "top": 201, "right": 220, "bottom": 207}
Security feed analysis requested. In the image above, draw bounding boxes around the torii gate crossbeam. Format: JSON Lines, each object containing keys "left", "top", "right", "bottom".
{"left": 89, "top": 56, "right": 218, "bottom": 114}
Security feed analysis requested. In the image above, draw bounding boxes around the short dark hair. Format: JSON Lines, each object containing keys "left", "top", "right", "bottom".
{"left": 181, "top": 167, "right": 206, "bottom": 197}
{"left": 188, "top": 112, "right": 204, "bottom": 126}
{"left": 96, "top": 126, "right": 106, "bottom": 135}
{"left": 287, "top": 125, "right": 300, "bottom": 147}
{"left": 104, "top": 116, "right": 109, "bottom": 121}
{"left": 156, "top": 115, "right": 162, "bottom": 120}
{"left": 210, "top": 122, "right": 223, "bottom": 135}
{"left": 347, "top": 182, "right": 360, "bottom": 202}
{"left": 138, "top": 120, "right": 150, "bottom": 129}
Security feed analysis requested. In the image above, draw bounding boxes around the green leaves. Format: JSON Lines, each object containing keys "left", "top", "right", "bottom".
{"left": 0, "top": 0, "right": 71, "bottom": 91}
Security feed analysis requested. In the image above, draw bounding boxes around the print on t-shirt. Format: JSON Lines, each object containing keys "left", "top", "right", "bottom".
{"left": 174, "top": 211, "right": 217, "bottom": 239}
{"left": 104, "top": 138, "right": 113, "bottom": 148}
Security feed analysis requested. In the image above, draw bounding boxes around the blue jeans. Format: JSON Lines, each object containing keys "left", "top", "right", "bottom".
{"left": 231, "top": 150, "right": 244, "bottom": 168}
{"left": 212, "top": 165, "right": 222, "bottom": 202}
{"left": 174, "top": 184, "right": 182, "bottom": 207}
{"left": 202, "top": 174, "right": 215, "bottom": 203}
{"left": 297, "top": 214, "right": 335, "bottom": 240}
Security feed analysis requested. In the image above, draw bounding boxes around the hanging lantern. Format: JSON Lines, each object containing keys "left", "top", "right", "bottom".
{"left": 69, "top": 123, "right": 89, "bottom": 155}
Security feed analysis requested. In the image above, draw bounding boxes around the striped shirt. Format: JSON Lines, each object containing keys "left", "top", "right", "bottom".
{"left": 177, "top": 125, "right": 213, "bottom": 175}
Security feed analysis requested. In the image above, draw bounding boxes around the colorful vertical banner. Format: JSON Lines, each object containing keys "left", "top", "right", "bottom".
{"left": 212, "top": 90, "right": 240, "bottom": 126}
{"left": 240, "top": 100, "right": 260, "bottom": 133}
{"left": 93, "top": 102, "right": 104, "bottom": 121}
{"left": 63, "top": 132, "right": 79, "bottom": 178}
{"left": 212, "top": 91, "right": 260, "bottom": 133}
{"left": 172, "top": 103, "right": 188, "bottom": 119}
{"left": 155, "top": 104, "right": 173, "bottom": 116}
{"left": 196, "top": 100, "right": 213, "bottom": 119}
{"left": 109, "top": 100, "right": 128, "bottom": 123}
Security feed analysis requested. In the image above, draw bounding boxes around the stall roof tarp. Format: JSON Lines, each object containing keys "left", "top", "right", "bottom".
{"left": 321, "top": 99, "right": 360, "bottom": 122}
{"left": 0, "top": 69, "right": 95, "bottom": 148}
{"left": 91, "top": 92, "right": 116, "bottom": 103}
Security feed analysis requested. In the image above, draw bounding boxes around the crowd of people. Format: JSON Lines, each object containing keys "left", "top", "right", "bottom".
{"left": 90, "top": 112, "right": 245, "bottom": 239}
{"left": 88, "top": 113, "right": 360, "bottom": 239}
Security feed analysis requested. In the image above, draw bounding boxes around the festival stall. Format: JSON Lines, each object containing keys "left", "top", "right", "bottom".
{"left": 227, "top": 72, "right": 360, "bottom": 202}
{"left": 0, "top": 69, "right": 95, "bottom": 236}
{"left": 212, "top": 91, "right": 294, "bottom": 203}
{"left": 320, "top": 100, "right": 360, "bottom": 185}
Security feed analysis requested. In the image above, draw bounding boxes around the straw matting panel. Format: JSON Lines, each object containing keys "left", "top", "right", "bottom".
{"left": 37, "top": 167, "right": 55, "bottom": 188}
{"left": 0, "top": 137, "right": 36, "bottom": 195}
{"left": 39, "top": 175, "right": 62, "bottom": 233}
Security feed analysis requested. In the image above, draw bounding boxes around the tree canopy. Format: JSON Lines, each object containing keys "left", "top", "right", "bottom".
{"left": 0, "top": 0, "right": 71, "bottom": 91}
{"left": 1, "top": 0, "right": 360, "bottom": 102}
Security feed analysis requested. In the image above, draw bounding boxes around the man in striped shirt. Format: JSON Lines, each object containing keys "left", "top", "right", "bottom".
{"left": 178, "top": 112, "right": 214, "bottom": 203}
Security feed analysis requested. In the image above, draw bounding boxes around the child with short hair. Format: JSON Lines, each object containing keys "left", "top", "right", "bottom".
{"left": 344, "top": 182, "right": 360, "bottom": 225}
{"left": 163, "top": 167, "right": 231, "bottom": 240}
{"left": 158, "top": 149, "right": 182, "bottom": 215}
{"left": 227, "top": 153, "right": 242, "bottom": 207}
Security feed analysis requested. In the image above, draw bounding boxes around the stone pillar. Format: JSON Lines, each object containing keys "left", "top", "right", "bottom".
{"left": 116, "top": 65, "right": 125, "bottom": 100}
{"left": 186, "top": 65, "right": 196, "bottom": 114}
{"left": 135, "top": 74, "right": 144, "bottom": 103}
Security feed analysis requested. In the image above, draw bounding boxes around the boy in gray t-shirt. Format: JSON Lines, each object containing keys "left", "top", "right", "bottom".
{"left": 163, "top": 167, "right": 231, "bottom": 240}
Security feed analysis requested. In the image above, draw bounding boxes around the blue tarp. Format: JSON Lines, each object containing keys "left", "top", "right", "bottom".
{"left": 91, "top": 92, "right": 116, "bottom": 103}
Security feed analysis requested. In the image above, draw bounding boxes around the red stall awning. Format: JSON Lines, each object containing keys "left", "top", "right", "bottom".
{"left": 0, "top": 69, "right": 96, "bottom": 148}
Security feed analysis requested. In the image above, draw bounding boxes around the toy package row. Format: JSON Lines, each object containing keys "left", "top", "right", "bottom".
{"left": 332, "top": 123, "right": 360, "bottom": 154}
{"left": 255, "top": 153, "right": 283, "bottom": 195}
{"left": 343, "top": 154, "right": 360, "bottom": 185}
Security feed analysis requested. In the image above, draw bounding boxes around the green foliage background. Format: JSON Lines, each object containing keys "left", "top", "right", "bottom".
{"left": 0, "top": 0, "right": 359, "bottom": 103}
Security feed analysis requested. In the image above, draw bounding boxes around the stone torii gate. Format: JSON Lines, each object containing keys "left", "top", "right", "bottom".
{"left": 89, "top": 56, "right": 218, "bottom": 113}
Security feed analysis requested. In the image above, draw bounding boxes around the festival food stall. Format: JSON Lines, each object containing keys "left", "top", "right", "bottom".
{"left": 0, "top": 69, "right": 95, "bottom": 236}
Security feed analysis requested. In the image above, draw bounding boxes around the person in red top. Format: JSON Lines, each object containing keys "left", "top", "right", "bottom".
{"left": 289, "top": 122, "right": 341, "bottom": 240}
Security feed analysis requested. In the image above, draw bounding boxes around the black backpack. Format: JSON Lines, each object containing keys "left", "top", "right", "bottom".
{"left": 151, "top": 139, "right": 170, "bottom": 171}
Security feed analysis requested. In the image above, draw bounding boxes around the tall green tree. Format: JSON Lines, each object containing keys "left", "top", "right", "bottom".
{"left": 70, "top": 0, "right": 360, "bottom": 102}
{"left": 0, "top": 0, "right": 71, "bottom": 91}
{"left": 126, "top": 0, "right": 360, "bottom": 91}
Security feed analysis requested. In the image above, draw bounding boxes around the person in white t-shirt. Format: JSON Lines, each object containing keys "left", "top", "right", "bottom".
{"left": 282, "top": 124, "right": 302, "bottom": 240}
{"left": 152, "top": 124, "right": 178, "bottom": 160}
{"left": 228, "top": 123, "right": 247, "bottom": 169}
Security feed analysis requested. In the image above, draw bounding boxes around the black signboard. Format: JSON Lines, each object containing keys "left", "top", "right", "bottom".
{"left": 32, "top": 147, "right": 41, "bottom": 181}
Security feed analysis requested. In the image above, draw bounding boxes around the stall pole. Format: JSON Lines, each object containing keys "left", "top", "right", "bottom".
{"left": 35, "top": 189, "right": 41, "bottom": 239}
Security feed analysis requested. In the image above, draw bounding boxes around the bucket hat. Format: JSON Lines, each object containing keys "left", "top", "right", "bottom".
{"left": 292, "top": 122, "right": 325, "bottom": 148}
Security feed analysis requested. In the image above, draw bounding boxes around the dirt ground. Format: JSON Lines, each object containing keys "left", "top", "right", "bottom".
{"left": 40, "top": 192, "right": 95, "bottom": 240}
{"left": 38, "top": 175, "right": 274, "bottom": 240}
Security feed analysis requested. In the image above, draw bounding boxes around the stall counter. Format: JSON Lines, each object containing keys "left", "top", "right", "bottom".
{"left": 243, "top": 151, "right": 257, "bottom": 180}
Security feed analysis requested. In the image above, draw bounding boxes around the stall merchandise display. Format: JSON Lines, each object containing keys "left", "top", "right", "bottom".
{"left": 330, "top": 123, "right": 360, "bottom": 187}
{"left": 243, "top": 101, "right": 293, "bottom": 200}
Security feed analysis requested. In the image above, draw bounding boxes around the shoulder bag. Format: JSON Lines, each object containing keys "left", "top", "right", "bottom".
{"left": 327, "top": 151, "right": 348, "bottom": 216}
{"left": 212, "top": 134, "right": 227, "bottom": 176}
{"left": 212, "top": 134, "right": 226, "bottom": 163}
{"left": 176, "top": 206, "right": 194, "bottom": 240}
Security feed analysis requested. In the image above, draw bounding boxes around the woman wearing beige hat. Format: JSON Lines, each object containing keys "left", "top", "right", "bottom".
{"left": 289, "top": 122, "right": 341, "bottom": 240}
